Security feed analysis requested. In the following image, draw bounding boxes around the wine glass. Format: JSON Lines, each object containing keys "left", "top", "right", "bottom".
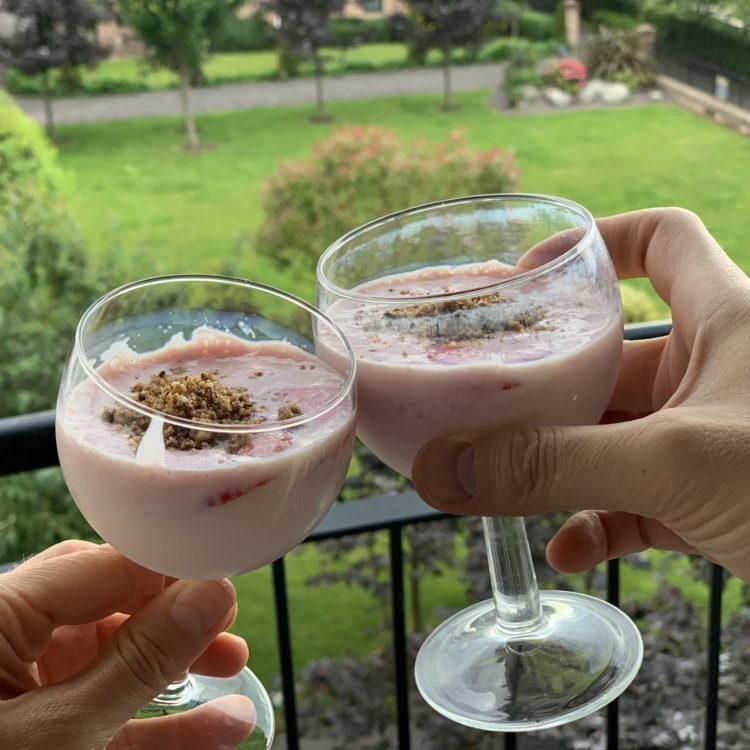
{"left": 315, "top": 195, "right": 642, "bottom": 732}
{"left": 56, "top": 275, "right": 357, "bottom": 748}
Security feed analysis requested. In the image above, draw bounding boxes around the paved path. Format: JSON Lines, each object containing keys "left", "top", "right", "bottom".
{"left": 14, "top": 63, "right": 504, "bottom": 126}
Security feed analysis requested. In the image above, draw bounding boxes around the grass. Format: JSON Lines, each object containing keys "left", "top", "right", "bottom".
{"left": 58, "top": 92, "right": 750, "bottom": 309}
{"left": 92, "top": 43, "right": 410, "bottom": 90}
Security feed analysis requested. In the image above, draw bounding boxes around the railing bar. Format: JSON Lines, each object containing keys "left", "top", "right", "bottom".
{"left": 704, "top": 564, "right": 724, "bottom": 750}
{"left": 272, "top": 557, "right": 300, "bottom": 750}
{"left": 606, "top": 558, "right": 620, "bottom": 607}
{"left": 389, "top": 526, "right": 410, "bottom": 749}
{"left": 606, "top": 558, "right": 621, "bottom": 750}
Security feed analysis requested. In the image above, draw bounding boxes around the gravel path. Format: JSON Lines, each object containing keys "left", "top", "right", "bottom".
{"left": 13, "top": 63, "right": 504, "bottom": 126}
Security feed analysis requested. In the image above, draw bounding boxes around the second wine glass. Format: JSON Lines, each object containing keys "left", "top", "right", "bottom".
{"left": 315, "top": 194, "right": 642, "bottom": 732}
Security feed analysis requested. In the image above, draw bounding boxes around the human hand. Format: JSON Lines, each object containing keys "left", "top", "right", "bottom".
{"left": 0, "top": 540, "right": 256, "bottom": 749}
{"left": 412, "top": 208, "right": 750, "bottom": 584}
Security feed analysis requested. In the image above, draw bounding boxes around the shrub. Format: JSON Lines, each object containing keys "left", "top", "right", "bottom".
{"left": 579, "top": 0, "right": 639, "bottom": 18}
{"left": 256, "top": 126, "right": 520, "bottom": 273}
{"left": 585, "top": 26, "right": 656, "bottom": 88}
{"left": 210, "top": 11, "right": 276, "bottom": 52}
{"left": 328, "top": 17, "right": 389, "bottom": 48}
{"left": 0, "top": 92, "right": 116, "bottom": 560}
{"left": 543, "top": 57, "right": 587, "bottom": 93}
{"left": 505, "top": 61, "right": 545, "bottom": 105}
{"left": 590, "top": 9, "right": 640, "bottom": 30}
{"left": 620, "top": 283, "right": 665, "bottom": 323}
{"left": 519, "top": 8, "right": 558, "bottom": 40}
{"left": 653, "top": 10, "right": 750, "bottom": 79}
{"left": 478, "top": 37, "right": 558, "bottom": 63}
{"left": 0, "top": 92, "right": 112, "bottom": 417}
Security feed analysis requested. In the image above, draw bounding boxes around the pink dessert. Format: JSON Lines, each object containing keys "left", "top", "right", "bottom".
{"left": 57, "top": 329, "right": 356, "bottom": 579}
{"left": 319, "top": 261, "right": 621, "bottom": 477}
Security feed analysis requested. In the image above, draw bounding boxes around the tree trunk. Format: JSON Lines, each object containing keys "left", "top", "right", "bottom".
{"left": 312, "top": 56, "right": 328, "bottom": 122}
{"left": 178, "top": 63, "right": 199, "bottom": 149}
{"left": 441, "top": 50, "right": 454, "bottom": 111}
{"left": 42, "top": 69, "right": 55, "bottom": 141}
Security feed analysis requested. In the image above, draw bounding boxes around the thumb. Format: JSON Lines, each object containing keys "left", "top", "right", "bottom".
{"left": 66, "top": 579, "right": 237, "bottom": 742}
{"left": 411, "top": 418, "right": 671, "bottom": 519}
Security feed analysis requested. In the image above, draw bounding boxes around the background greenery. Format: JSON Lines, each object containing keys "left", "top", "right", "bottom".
{"left": 7, "top": 38, "right": 559, "bottom": 97}
{"left": 4, "top": 73, "right": 750, "bottom": 691}
{"left": 57, "top": 92, "right": 750, "bottom": 312}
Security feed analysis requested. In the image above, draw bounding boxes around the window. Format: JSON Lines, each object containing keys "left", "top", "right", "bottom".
{"left": 360, "top": 0, "right": 382, "bottom": 12}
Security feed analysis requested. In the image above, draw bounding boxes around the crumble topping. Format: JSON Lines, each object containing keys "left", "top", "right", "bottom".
{"left": 102, "top": 370, "right": 262, "bottom": 451}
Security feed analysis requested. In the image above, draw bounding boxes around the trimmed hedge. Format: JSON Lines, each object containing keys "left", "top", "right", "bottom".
{"left": 654, "top": 11, "right": 750, "bottom": 78}
{"left": 519, "top": 9, "right": 558, "bottom": 40}
{"left": 210, "top": 11, "right": 276, "bottom": 52}
{"left": 581, "top": 0, "right": 750, "bottom": 79}
{"left": 328, "top": 17, "right": 390, "bottom": 47}
{"left": 590, "top": 9, "right": 640, "bottom": 30}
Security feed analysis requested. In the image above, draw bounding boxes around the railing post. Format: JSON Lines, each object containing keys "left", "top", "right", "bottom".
{"left": 389, "top": 525, "right": 410, "bottom": 749}
{"left": 704, "top": 564, "right": 724, "bottom": 750}
{"left": 272, "top": 557, "right": 299, "bottom": 750}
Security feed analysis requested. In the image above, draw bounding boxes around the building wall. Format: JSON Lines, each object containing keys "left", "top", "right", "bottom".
{"left": 96, "top": 19, "right": 144, "bottom": 57}
{"left": 0, "top": 9, "right": 16, "bottom": 40}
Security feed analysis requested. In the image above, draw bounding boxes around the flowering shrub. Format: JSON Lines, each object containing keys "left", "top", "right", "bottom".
{"left": 256, "top": 125, "right": 520, "bottom": 273}
{"left": 543, "top": 57, "right": 587, "bottom": 94}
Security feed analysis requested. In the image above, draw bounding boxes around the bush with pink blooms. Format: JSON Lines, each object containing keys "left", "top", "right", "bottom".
{"left": 256, "top": 125, "right": 520, "bottom": 272}
{"left": 543, "top": 57, "right": 588, "bottom": 94}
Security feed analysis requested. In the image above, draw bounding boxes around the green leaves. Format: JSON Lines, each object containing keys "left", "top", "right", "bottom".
{"left": 256, "top": 125, "right": 519, "bottom": 274}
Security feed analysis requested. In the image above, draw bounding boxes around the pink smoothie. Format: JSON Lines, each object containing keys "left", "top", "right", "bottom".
{"left": 319, "top": 261, "right": 621, "bottom": 477}
{"left": 57, "top": 329, "right": 356, "bottom": 579}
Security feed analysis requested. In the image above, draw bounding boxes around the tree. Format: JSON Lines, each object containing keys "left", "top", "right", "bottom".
{"left": 0, "top": 0, "right": 107, "bottom": 139}
{"left": 262, "top": 0, "right": 345, "bottom": 122}
{"left": 727, "top": 0, "right": 750, "bottom": 27}
{"left": 0, "top": 92, "right": 116, "bottom": 560}
{"left": 116, "top": 0, "right": 237, "bottom": 149}
{"left": 400, "top": 0, "right": 496, "bottom": 110}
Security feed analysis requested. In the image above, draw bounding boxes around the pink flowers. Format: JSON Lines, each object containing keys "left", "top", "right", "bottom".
{"left": 544, "top": 58, "right": 588, "bottom": 93}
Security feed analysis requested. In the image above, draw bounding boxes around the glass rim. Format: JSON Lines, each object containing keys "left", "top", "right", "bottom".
{"left": 74, "top": 274, "right": 357, "bottom": 434}
{"left": 316, "top": 193, "right": 596, "bottom": 303}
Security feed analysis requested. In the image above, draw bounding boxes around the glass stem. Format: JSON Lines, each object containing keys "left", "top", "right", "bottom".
{"left": 482, "top": 516, "right": 543, "bottom": 631}
{"left": 143, "top": 672, "right": 194, "bottom": 713}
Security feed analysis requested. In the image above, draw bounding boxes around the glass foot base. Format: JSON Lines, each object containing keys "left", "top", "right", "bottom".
{"left": 415, "top": 590, "right": 643, "bottom": 732}
{"left": 137, "top": 668, "right": 275, "bottom": 749}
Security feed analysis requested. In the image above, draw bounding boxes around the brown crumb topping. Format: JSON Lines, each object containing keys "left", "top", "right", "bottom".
{"left": 380, "top": 292, "right": 547, "bottom": 342}
{"left": 102, "top": 370, "right": 262, "bottom": 451}
{"left": 384, "top": 292, "right": 508, "bottom": 319}
{"left": 277, "top": 403, "right": 302, "bottom": 421}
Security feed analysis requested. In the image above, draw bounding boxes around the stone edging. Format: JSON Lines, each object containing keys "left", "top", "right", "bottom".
{"left": 657, "top": 74, "right": 750, "bottom": 137}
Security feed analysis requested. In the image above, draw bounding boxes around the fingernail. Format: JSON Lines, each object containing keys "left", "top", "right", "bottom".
{"left": 413, "top": 440, "right": 476, "bottom": 505}
{"left": 169, "top": 579, "right": 236, "bottom": 639}
{"left": 214, "top": 694, "right": 257, "bottom": 727}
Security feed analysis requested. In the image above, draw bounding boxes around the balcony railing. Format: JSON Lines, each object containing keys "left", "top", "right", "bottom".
{"left": 0, "top": 322, "right": 728, "bottom": 750}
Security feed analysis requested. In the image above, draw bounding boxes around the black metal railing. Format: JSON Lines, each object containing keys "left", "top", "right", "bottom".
{"left": 657, "top": 44, "right": 750, "bottom": 112}
{"left": 0, "top": 322, "right": 728, "bottom": 750}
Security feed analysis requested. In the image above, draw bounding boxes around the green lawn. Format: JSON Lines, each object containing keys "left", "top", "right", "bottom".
{"left": 88, "top": 43, "right": 410, "bottom": 90}
{"left": 58, "top": 92, "right": 750, "bottom": 308}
